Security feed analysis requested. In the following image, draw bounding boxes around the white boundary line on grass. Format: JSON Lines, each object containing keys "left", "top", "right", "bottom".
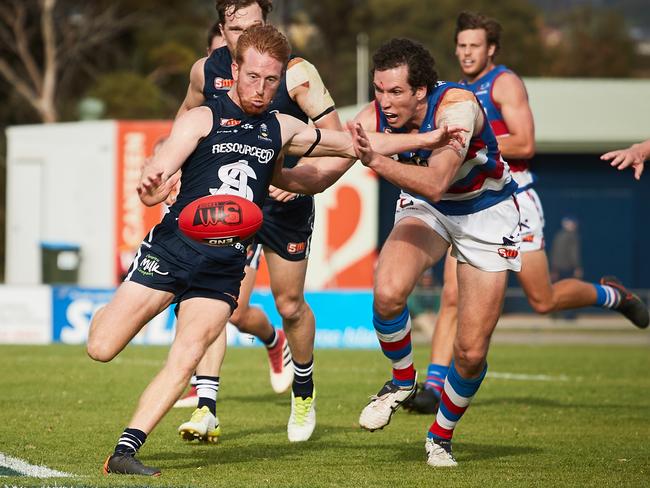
{"left": 0, "top": 453, "right": 73, "bottom": 478}
{"left": 488, "top": 371, "right": 570, "bottom": 382}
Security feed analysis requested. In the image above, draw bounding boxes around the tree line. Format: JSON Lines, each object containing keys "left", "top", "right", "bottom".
{"left": 0, "top": 0, "right": 644, "bottom": 125}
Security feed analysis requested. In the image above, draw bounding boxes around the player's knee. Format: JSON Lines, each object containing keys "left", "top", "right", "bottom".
{"left": 86, "top": 339, "right": 115, "bottom": 363}
{"left": 440, "top": 283, "right": 458, "bottom": 308}
{"left": 374, "top": 285, "right": 408, "bottom": 319}
{"left": 528, "top": 296, "right": 555, "bottom": 314}
{"left": 86, "top": 319, "right": 116, "bottom": 362}
{"left": 229, "top": 305, "right": 247, "bottom": 328}
{"left": 454, "top": 344, "right": 486, "bottom": 372}
{"left": 275, "top": 295, "right": 304, "bottom": 322}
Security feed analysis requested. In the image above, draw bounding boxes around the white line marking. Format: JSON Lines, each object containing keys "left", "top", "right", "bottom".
{"left": 0, "top": 453, "right": 73, "bottom": 478}
{"left": 487, "top": 371, "right": 571, "bottom": 382}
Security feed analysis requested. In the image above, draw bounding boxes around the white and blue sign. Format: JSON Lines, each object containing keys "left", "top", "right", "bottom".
{"left": 240, "top": 290, "right": 378, "bottom": 349}
{"left": 50, "top": 287, "right": 378, "bottom": 349}
{"left": 52, "top": 286, "right": 176, "bottom": 345}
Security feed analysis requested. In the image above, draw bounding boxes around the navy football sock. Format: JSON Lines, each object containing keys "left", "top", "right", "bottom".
{"left": 292, "top": 357, "right": 314, "bottom": 399}
{"left": 114, "top": 428, "right": 147, "bottom": 455}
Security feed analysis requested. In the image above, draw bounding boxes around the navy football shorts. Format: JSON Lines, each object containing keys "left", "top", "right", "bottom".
{"left": 125, "top": 223, "right": 246, "bottom": 311}
{"left": 250, "top": 194, "right": 314, "bottom": 262}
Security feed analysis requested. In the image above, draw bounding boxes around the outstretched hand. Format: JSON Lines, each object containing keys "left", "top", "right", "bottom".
{"left": 351, "top": 122, "right": 376, "bottom": 166}
{"left": 425, "top": 124, "right": 467, "bottom": 151}
{"left": 137, "top": 170, "right": 164, "bottom": 198}
{"left": 601, "top": 145, "right": 646, "bottom": 180}
{"left": 137, "top": 170, "right": 181, "bottom": 205}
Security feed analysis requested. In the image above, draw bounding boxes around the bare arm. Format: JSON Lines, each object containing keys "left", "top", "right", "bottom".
{"left": 270, "top": 61, "right": 353, "bottom": 196}
{"left": 492, "top": 72, "right": 535, "bottom": 159}
{"left": 271, "top": 112, "right": 356, "bottom": 194}
{"left": 351, "top": 90, "right": 477, "bottom": 201}
{"left": 175, "top": 58, "right": 208, "bottom": 119}
{"left": 273, "top": 100, "right": 466, "bottom": 195}
{"left": 601, "top": 139, "right": 649, "bottom": 180}
{"left": 277, "top": 112, "right": 465, "bottom": 161}
{"left": 354, "top": 124, "right": 463, "bottom": 202}
{"left": 271, "top": 110, "right": 357, "bottom": 195}
{"left": 138, "top": 107, "right": 213, "bottom": 206}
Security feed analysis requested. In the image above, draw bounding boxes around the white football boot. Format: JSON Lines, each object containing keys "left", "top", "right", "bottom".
{"left": 359, "top": 376, "right": 417, "bottom": 431}
{"left": 287, "top": 390, "right": 316, "bottom": 442}
{"left": 425, "top": 437, "right": 458, "bottom": 467}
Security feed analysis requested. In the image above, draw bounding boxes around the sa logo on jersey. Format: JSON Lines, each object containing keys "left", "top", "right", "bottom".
{"left": 214, "top": 77, "right": 234, "bottom": 90}
{"left": 220, "top": 118, "right": 241, "bottom": 127}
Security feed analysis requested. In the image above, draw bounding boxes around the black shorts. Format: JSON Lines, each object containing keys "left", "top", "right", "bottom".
{"left": 251, "top": 195, "right": 314, "bottom": 262}
{"left": 125, "top": 223, "right": 246, "bottom": 311}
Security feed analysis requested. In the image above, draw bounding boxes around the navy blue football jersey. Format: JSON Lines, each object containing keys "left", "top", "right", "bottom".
{"left": 164, "top": 94, "right": 283, "bottom": 260}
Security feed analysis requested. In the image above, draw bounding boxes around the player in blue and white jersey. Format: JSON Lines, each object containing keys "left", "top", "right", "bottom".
{"left": 174, "top": 0, "right": 349, "bottom": 443}
{"left": 407, "top": 11, "right": 649, "bottom": 419}
{"left": 90, "top": 25, "right": 464, "bottom": 476}
{"left": 348, "top": 37, "right": 521, "bottom": 468}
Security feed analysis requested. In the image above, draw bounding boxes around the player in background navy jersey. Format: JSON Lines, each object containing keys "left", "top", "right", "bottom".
{"left": 173, "top": 0, "right": 350, "bottom": 444}
{"left": 405, "top": 11, "right": 649, "bottom": 417}
{"left": 91, "top": 25, "right": 466, "bottom": 476}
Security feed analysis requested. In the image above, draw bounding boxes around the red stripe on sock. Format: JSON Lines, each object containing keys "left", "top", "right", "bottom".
{"left": 429, "top": 422, "right": 454, "bottom": 440}
{"left": 393, "top": 364, "right": 415, "bottom": 382}
{"left": 378, "top": 331, "right": 412, "bottom": 352}
{"left": 440, "top": 391, "right": 467, "bottom": 417}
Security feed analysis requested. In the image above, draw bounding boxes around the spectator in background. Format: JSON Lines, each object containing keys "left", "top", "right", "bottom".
{"left": 550, "top": 216, "right": 582, "bottom": 319}
{"left": 550, "top": 216, "right": 582, "bottom": 282}
{"left": 408, "top": 268, "right": 438, "bottom": 338}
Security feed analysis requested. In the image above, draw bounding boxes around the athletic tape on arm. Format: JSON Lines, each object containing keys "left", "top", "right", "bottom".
{"left": 437, "top": 100, "right": 480, "bottom": 159}
{"left": 286, "top": 59, "right": 335, "bottom": 121}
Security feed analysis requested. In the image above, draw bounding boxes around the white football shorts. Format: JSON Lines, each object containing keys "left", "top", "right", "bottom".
{"left": 515, "top": 187, "right": 545, "bottom": 253}
{"left": 394, "top": 192, "right": 522, "bottom": 272}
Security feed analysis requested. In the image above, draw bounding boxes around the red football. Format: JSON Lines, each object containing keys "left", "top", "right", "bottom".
{"left": 178, "top": 194, "right": 263, "bottom": 247}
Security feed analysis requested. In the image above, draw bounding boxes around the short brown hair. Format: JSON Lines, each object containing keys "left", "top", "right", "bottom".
{"left": 455, "top": 11, "right": 502, "bottom": 56}
{"left": 373, "top": 38, "right": 438, "bottom": 94}
{"left": 235, "top": 24, "right": 290, "bottom": 67}
{"left": 215, "top": 0, "right": 273, "bottom": 25}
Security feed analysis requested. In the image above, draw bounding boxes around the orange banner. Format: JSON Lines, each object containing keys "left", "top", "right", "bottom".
{"left": 115, "top": 121, "right": 172, "bottom": 284}
{"left": 256, "top": 165, "right": 378, "bottom": 289}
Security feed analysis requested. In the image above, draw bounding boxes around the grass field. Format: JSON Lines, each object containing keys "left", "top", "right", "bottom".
{"left": 1, "top": 342, "right": 649, "bottom": 487}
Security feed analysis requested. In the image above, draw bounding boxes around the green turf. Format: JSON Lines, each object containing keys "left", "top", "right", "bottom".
{"left": 0, "top": 343, "right": 649, "bottom": 487}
